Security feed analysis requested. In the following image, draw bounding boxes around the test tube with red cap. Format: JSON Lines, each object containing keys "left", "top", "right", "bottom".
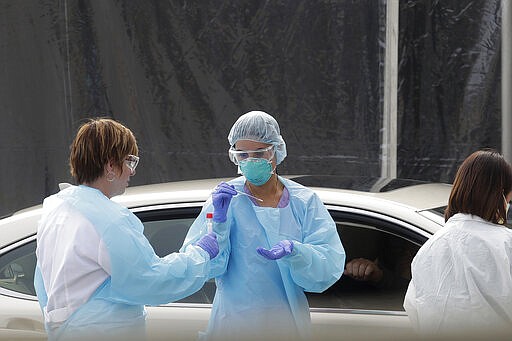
{"left": 206, "top": 212, "right": 213, "bottom": 233}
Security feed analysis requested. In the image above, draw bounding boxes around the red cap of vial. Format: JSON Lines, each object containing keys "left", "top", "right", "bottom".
{"left": 206, "top": 213, "right": 213, "bottom": 219}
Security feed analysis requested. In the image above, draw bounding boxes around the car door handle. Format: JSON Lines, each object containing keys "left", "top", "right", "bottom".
{"left": 6, "top": 317, "right": 45, "bottom": 333}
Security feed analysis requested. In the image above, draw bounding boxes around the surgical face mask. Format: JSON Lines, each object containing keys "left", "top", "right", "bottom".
{"left": 239, "top": 158, "right": 273, "bottom": 186}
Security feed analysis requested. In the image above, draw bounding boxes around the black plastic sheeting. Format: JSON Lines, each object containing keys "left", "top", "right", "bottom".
{"left": 398, "top": 0, "right": 502, "bottom": 182}
{"left": 0, "top": 0, "right": 501, "bottom": 217}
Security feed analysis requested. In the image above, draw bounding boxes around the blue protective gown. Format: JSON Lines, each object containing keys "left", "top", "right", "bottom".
{"left": 181, "top": 176, "right": 345, "bottom": 340}
{"left": 34, "top": 185, "right": 212, "bottom": 340}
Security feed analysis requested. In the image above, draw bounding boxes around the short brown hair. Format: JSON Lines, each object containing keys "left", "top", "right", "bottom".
{"left": 69, "top": 118, "right": 138, "bottom": 184}
{"left": 445, "top": 149, "right": 512, "bottom": 224}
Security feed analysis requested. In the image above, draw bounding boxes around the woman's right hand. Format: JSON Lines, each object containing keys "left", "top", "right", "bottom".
{"left": 212, "top": 182, "right": 237, "bottom": 222}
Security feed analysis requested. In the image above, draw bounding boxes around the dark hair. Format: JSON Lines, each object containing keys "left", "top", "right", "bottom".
{"left": 69, "top": 118, "right": 138, "bottom": 184}
{"left": 445, "top": 149, "right": 512, "bottom": 224}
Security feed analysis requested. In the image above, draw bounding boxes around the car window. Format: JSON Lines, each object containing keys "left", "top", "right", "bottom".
{"left": 306, "top": 213, "right": 422, "bottom": 311}
{"left": 0, "top": 206, "right": 210, "bottom": 302}
{"left": 0, "top": 240, "right": 37, "bottom": 296}
{"left": 429, "top": 205, "right": 447, "bottom": 217}
{"left": 136, "top": 207, "right": 216, "bottom": 304}
{"left": 139, "top": 207, "right": 425, "bottom": 312}
{"left": 141, "top": 216, "right": 216, "bottom": 305}
{"left": 0, "top": 205, "right": 425, "bottom": 314}
{"left": 143, "top": 218, "right": 195, "bottom": 257}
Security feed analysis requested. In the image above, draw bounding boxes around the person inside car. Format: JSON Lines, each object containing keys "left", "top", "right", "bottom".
{"left": 181, "top": 110, "right": 345, "bottom": 340}
{"left": 34, "top": 118, "right": 219, "bottom": 341}
{"left": 343, "top": 234, "right": 417, "bottom": 290}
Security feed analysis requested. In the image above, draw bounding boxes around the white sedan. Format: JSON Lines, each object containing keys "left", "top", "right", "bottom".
{"left": 0, "top": 176, "right": 451, "bottom": 340}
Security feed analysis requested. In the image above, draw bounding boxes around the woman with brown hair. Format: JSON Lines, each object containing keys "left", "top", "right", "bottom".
{"left": 404, "top": 149, "right": 512, "bottom": 334}
{"left": 35, "top": 118, "right": 218, "bottom": 340}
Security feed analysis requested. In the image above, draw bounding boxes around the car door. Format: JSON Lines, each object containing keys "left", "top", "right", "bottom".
{"left": 0, "top": 203, "right": 212, "bottom": 341}
{"left": 136, "top": 203, "right": 432, "bottom": 340}
{"left": 0, "top": 236, "right": 45, "bottom": 339}
{"left": 0, "top": 202, "right": 431, "bottom": 340}
{"left": 308, "top": 205, "right": 431, "bottom": 340}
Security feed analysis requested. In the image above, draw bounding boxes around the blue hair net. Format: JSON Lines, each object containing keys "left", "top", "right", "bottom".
{"left": 227, "top": 111, "right": 287, "bottom": 165}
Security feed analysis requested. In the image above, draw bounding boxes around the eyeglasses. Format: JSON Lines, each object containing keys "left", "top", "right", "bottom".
{"left": 228, "top": 145, "right": 275, "bottom": 165}
{"left": 125, "top": 154, "right": 139, "bottom": 172}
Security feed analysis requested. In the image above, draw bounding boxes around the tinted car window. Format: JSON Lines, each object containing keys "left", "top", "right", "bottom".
{"left": 0, "top": 240, "right": 37, "bottom": 296}
{"left": 307, "top": 213, "right": 421, "bottom": 311}
{"left": 141, "top": 216, "right": 216, "bottom": 304}
{"left": 144, "top": 218, "right": 195, "bottom": 257}
{"left": 0, "top": 208, "right": 207, "bottom": 301}
{"left": 136, "top": 206, "right": 216, "bottom": 304}
{"left": 139, "top": 208, "right": 424, "bottom": 311}
{"left": 0, "top": 206, "right": 424, "bottom": 313}
{"left": 429, "top": 206, "right": 447, "bottom": 217}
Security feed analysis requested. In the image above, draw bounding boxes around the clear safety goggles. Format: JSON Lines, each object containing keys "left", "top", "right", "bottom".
{"left": 229, "top": 145, "right": 275, "bottom": 165}
{"left": 125, "top": 154, "right": 139, "bottom": 172}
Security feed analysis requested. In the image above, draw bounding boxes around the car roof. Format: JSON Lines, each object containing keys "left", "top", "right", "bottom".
{"left": 118, "top": 177, "right": 451, "bottom": 212}
{"left": 113, "top": 178, "right": 224, "bottom": 207}
{"left": 116, "top": 178, "right": 451, "bottom": 237}
{"left": 335, "top": 183, "right": 452, "bottom": 210}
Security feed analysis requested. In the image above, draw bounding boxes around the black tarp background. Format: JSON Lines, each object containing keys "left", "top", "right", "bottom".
{"left": 398, "top": 0, "right": 502, "bottom": 182}
{"left": 0, "top": 0, "right": 501, "bottom": 217}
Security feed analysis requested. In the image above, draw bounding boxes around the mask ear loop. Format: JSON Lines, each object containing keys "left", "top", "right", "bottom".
{"left": 270, "top": 161, "right": 276, "bottom": 175}
{"left": 106, "top": 171, "right": 116, "bottom": 182}
{"left": 504, "top": 193, "right": 510, "bottom": 217}
{"left": 270, "top": 149, "right": 277, "bottom": 176}
{"left": 498, "top": 193, "right": 509, "bottom": 225}
{"left": 105, "top": 161, "right": 117, "bottom": 182}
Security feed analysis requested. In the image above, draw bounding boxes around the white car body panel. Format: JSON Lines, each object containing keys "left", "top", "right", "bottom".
{"left": 0, "top": 178, "right": 452, "bottom": 340}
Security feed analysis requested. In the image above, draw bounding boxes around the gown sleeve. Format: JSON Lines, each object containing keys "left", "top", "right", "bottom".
{"left": 34, "top": 264, "right": 48, "bottom": 311}
{"left": 284, "top": 194, "right": 345, "bottom": 293}
{"left": 99, "top": 211, "right": 213, "bottom": 306}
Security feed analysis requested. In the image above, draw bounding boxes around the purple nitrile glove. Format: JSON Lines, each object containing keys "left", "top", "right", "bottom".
{"left": 195, "top": 233, "right": 219, "bottom": 259}
{"left": 257, "top": 240, "right": 294, "bottom": 260}
{"left": 212, "top": 182, "right": 237, "bottom": 223}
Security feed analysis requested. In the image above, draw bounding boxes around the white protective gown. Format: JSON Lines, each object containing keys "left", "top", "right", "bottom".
{"left": 35, "top": 185, "right": 212, "bottom": 340}
{"left": 181, "top": 176, "right": 345, "bottom": 340}
{"left": 404, "top": 213, "right": 512, "bottom": 334}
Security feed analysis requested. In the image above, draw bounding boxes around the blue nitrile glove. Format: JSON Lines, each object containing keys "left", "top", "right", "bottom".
{"left": 257, "top": 240, "right": 294, "bottom": 260}
{"left": 212, "top": 182, "right": 237, "bottom": 223}
{"left": 195, "top": 233, "right": 219, "bottom": 259}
